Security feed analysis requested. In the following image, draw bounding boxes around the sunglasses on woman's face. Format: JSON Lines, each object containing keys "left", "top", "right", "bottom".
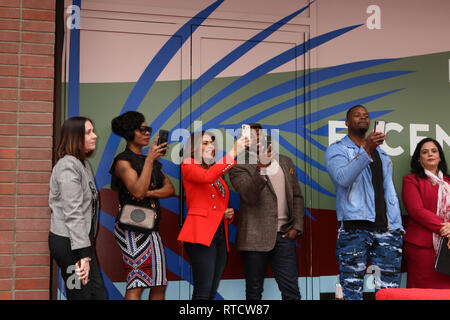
{"left": 138, "top": 126, "right": 152, "bottom": 134}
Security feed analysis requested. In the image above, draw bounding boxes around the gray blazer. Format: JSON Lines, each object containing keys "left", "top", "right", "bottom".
{"left": 49, "top": 155, "right": 99, "bottom": 256}
{"left": 229, "top": 154, "right": 304, "bottom": 252}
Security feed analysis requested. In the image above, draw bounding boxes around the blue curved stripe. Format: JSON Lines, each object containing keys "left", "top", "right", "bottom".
{"left": 148, "top": 1, "right": 316, "bottom": 137}
{"left": 94, "top": 0, "right": 224, "bottom": 189}
{"left": 68, "top": 0, "right": 81, "bottom": 118}
{"left": 173, "top": 24, "right": 363, "bottom": 133}
{"left": 244, "top": 71, "right": 413, "bottom": 124}
{"left": 205, "top": 58, "right": 398, "bottom": 128}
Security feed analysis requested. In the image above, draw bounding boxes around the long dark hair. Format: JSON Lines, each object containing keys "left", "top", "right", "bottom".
{"left": 56, "top": 116, "right": 94, "bottom": 162}
{"left": 410, "top": 137, "right": 449, "bottom": 178}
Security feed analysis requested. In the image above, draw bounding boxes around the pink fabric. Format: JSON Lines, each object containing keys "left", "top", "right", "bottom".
{"left": 376, "top": 288, "right": 450, "bottom": 300}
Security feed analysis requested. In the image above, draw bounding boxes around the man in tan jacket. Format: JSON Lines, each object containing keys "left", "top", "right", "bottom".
{"left": 229, "top": 123, "right": 304, "bottom": 300}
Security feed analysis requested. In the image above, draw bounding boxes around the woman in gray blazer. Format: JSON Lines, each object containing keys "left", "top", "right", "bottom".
{"left": 48, "top": 116, "right": 106, "bottom": 300}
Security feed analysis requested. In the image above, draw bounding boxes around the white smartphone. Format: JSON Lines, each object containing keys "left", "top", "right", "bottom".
{"left": 374, "top": 120, "right": 386, "bottom": 133}
{"left": 242, "top": 124, "right": 251, "bottom": 138}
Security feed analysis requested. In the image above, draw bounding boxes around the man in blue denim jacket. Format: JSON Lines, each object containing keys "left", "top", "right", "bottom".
{"left": 325, "top": 105, "right": 404, "bottom": 300}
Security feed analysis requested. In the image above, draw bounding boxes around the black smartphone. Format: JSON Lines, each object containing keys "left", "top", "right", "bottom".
{"left": 157, "top": 129, "right": 169, "bottom": 155}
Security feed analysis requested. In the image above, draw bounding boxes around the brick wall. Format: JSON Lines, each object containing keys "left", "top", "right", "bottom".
{"left": 0, "top": 0, "right": 56, "bottom": 300}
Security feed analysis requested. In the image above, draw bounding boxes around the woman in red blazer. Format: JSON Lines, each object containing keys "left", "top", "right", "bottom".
{"left": 402, "top": 137, "right": 450, "bottom": 288}
{"left": 178, "top": 131, "right": 247, "bottom": 300}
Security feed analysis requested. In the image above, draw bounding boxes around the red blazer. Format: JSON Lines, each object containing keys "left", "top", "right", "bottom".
{"left": 177, "top": 154, "right": 236, "bottom": 251}
{"left": 402, "top": 173, "right": 450, "bottom": 248}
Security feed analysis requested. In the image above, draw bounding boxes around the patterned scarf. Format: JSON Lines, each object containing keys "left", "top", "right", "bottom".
{"left": 424, "top": 169, "right": 450, "bottom": 254}
{"left": 215, "top": 179, "right": 226, "bottom": 198}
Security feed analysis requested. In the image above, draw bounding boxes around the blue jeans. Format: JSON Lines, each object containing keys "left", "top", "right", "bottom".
{"left": 336, "top": 227, "right": 403, "bottom": 300}
{"left": 184, "top": 223, "right": 227, "bottom": 300}
{"left": 241, "top": 233, "right": 301, "bottom": 300}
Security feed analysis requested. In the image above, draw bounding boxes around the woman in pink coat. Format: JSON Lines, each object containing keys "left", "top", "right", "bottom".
{"left": 402, "top": 137, "right": 450, "bottom": 288}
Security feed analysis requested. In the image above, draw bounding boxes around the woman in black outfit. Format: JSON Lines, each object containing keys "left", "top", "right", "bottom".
{"left": 110, "top": 111, "right": 174, "bottom": 300}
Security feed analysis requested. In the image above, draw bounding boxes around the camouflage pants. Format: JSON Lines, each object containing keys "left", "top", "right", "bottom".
{"left": 336, "top": 227, "right": 403, "bottom": 300}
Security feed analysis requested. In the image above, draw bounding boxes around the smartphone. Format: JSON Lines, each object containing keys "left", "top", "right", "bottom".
{"left": 242, "top": 124, "right": 251, "bottom": 138}
{"left": 157, "top": 129, "right": 169, "bottom": 155}
{"left": 266, "top": 135, "right": 272, "bottom": 152}
{"left": 374, "top": 120, "right": 386, "bottom": 134}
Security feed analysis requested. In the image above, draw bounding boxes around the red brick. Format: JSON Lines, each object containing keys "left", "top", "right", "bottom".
{"left": 0, "top": 66, "right": 18, "bottom": 77}
{"left": 16, "top": 195, "right": 48, "bottom": 207}
{"left": 16, "top": 207, "right": 50, "bottom": 219}
{"left": 15, "top": 219, "right": 50, "bottom": 231}
{"left": 21, "top": 32, "right": 55, "bottom": 44}
{"left": 0, "top": 19, "right": 19, "bottom": 30}
{"left": 22, "top": 20, "right": 55, "bottom": 33}
{"left": 21, "top": 42, "right": 54, "bottom": 55}
{"left": 18, "top": 148, "right": 52, "bottom": 160}
{"left": 0, "top": 207, "right": 14, "bottom": 219}
{"left": 0, "top": 183, "right": 14, "bottom": 194}
{"left": 16, "top": 242, "right": 49, "bottom": 254}
{"left": 15, "top": 278, "right": 49, "bottom": 290}
{"left": 0, "top": 267, "right": 13, "bottom": 278}
{"left": 0, "top": 231, "right": 13, "bottom": 241}
{"left": 17, "top": 171, "right": 50, "bottom": 183}
{"left": 0, "top": 88, "right": 18, "bottom": 99}
{"left": 0, "top": 54, "right": 18, "bottom": 65}
{"left": 0, "top": 291, "right": 12, "bottom": 300}
{"left": 15, "top": 254, "right": 49, "bottom": 266}
{"left": 22, "top": 9, "right": 55, "bottom": 21}
{"left": 17, "top": 159, "right": 52, "bottom": 171}
{"left": 0, "top": 42, "right": 19, "bottom": 53}
{"left": 17, "top": 183, "right": 49, "bottom": 195}
{"left": 20, "top": 78, "right": 53, "bottom": 90}
{"left": 0, "top": 279, "right": 12, "bottom": 290}
{"left": 0, "top": 219, "right": 14, "bottom": 231}
{"left": 0, "top": 159, "right": 15, "bottom": 170}
{"left": 20, "top": 66, "right": 54, "bottom": 78}
{"left": 19, "top": 101, "right": 53, "bottom": 112}
{"left": 0, "top": 242, "right": 13, "bottom": 254}
{"left": 0, "top": 77, "right": 18, "bottom": 88}
{"left": 0, "top": 124, "right": 16, "bottom": 135}
{"left": 0, "top": 31, "right": 19, "bottom": 42}
{"left": 16, "top": 266, "right": 49, "bottom": 278}
{"left": 0, "top": 171, "right": 15, "bottom": 183}
{"left": 0, "top": 148, "right": 16, "bottom": 158}
{"left": 19, "top": 112, "right": 53, "bottom": 124}
{"left": 22, "top": 0, "right": 55, "bottom": 10}
{"left": 0, "top": 136, "right": 16, "bottom": 147}
{"left": 16, "top": 231, "right": 47, "bottom": 242}
{"left": 0, "top": 0, "right": 20, "bottom": 7}
{"left": 18, "top": 136, "right": 52, "bottom": 148}
{"left": 0, "top": 7, "right": 19, "bottom": 19}
{"left": 20, "top": 90, "right": 53, "bottom": 102}
{"left": 19, "top": 124, "right": 53, "bottom": 136}
{"left": 0, "top": 195, "right": 14, "bottom": 206}
{"left": 15, "top": 290, "right": 49, "bottom": 300}
{"left": 0, "top": 255, "right": 13, "bottom": 266}
{"left": 0, "top": 112, "right": 17, "bottom": 123}
{"left": 20, "top": 55, "right": 53, "bottom": 67}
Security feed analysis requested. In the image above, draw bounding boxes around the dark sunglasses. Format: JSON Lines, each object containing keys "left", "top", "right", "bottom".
{"left": 138, "top": 126, "right": 152, "bottom": 134}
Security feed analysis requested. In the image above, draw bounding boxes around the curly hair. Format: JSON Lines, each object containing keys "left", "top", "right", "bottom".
{"left": 111, "top": 111, "right": 145, "bottom": 141}
{"left": 411, "top": 137, "right": 449, "bottom": 178}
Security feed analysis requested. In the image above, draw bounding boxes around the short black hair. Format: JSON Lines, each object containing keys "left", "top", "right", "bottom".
{"left": 111, "top": 111, "right": 145, "bottom": 141}
{"left": 346, "top": 105, "right": 367, "bottom": 120}
{"left": 410, "top": 137, "right": 449, "bottom": 178}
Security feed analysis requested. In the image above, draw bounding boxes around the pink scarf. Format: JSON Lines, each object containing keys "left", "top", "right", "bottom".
{"left": 424, "top": 169, "right": 450, "bottom": 254}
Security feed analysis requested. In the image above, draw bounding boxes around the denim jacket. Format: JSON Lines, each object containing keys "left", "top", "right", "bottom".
{"left": 325, "top": 135, "right": 404, "bottom": 232}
